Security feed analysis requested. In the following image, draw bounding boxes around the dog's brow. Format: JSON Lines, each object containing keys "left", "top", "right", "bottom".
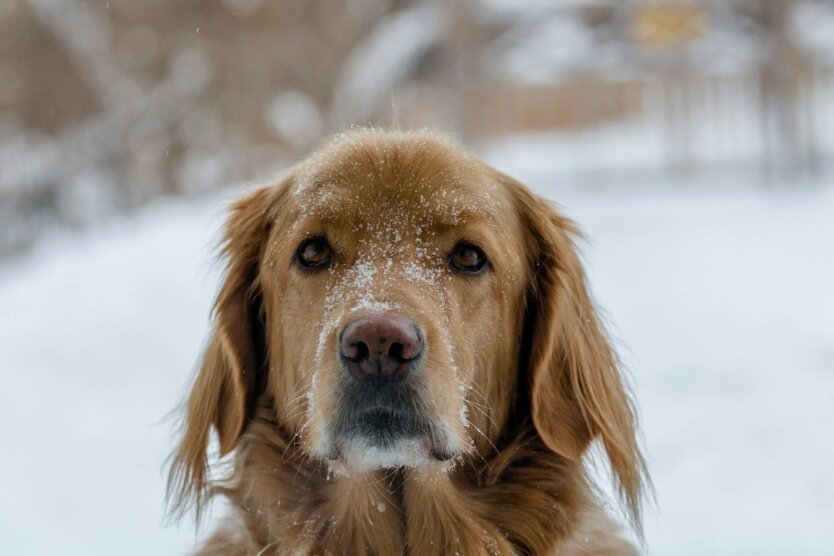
{"left": 427, "top": 205, "right": 496, "bottom": 228}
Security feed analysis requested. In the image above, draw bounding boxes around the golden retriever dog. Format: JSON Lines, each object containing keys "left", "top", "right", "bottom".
{"left": 168, "top": 129, "right": 649, "bottom": 555}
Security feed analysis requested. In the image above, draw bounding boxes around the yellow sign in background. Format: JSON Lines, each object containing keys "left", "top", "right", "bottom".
{"left": 631, "top": 3, "right": 710, "bottom": 49}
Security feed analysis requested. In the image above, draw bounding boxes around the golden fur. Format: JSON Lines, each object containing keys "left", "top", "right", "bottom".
{"left": 168, "top": 129, "right": 649, "bottom": 555}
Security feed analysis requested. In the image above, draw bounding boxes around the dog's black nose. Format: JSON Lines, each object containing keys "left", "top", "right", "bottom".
{"left": 339, "top": 313, "right": 422, "bottom": 383}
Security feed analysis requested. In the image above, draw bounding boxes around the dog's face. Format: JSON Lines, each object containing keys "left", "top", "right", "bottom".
{"left": 261, "top": 137, "right": 528, "bottom": 469}
{"left": 170, "top": 130, "right": 644, "bottom": 524}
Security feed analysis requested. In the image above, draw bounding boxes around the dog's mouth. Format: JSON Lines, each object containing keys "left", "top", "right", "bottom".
{"left": 348, "top": 408, "right": 427, "bottom": 442}
{"left": 324, "top": 400, "right": 457, "bottom": 468}
{"left": 309, "top": 366, "right": 465, "bottom": 469}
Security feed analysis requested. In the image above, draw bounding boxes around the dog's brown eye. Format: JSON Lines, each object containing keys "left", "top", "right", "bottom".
{"left": 450, "top": 243, "right": 488, "bottom": 274}
{"left": 296, "top": 238, "right": 332, "bottom": 269}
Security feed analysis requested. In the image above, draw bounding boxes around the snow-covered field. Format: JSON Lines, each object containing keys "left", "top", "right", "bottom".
{"left": 1, "top": 169, "right": 833, "bottom": 555}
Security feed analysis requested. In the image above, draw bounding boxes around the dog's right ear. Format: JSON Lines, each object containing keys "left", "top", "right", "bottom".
{"left": 167, "top": 175, "right": 292, "bottom": 519}
{"left": 497, "top": 169, "right": 649, "bottom": 533}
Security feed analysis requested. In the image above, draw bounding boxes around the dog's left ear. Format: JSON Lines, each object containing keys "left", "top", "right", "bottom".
{"left": 167, "top": 177, "right": 290, "bottom": 520}
{"left": 500, "top": 172, "right": 648, "bottom": 529}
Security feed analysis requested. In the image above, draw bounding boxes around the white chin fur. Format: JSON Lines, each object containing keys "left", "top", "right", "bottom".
{"left": 330, "top": 438, "right": 437, "bottom": 474}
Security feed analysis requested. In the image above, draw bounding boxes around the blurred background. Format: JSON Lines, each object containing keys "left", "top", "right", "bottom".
{"left": 1, "top": 1, "right": 832, "bottom": 554}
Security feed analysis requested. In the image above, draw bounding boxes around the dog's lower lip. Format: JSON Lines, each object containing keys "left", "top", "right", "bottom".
{"left": 358, "top": 407, "right": 406, "bottom": 423}
{"left": 357, "top": 408, "right": 405, "bottom": 432}
{"left": 363, "top": 407, "right": 396, "bottom": 417}
{"left": 339, "top": 405, "right": 431, "bottom": 447}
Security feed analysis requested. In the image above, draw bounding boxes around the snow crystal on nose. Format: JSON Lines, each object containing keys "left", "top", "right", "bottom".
{"left": 354, "top": 296, "right": 394, "bottom": 313}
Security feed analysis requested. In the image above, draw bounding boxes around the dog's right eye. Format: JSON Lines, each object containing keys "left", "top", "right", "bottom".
{"left": 296, "top": 238, "right": 332, "bottom": 269}
{"left": 450, "top": 242, "right": 488, "bottom": 275}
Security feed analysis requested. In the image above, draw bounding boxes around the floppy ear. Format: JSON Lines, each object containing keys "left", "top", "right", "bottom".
{"left": 167, "top": 180, "right": 288, "bottom": 519}
{"left": 502, "top": 174, "right": 648, "bottom": 529}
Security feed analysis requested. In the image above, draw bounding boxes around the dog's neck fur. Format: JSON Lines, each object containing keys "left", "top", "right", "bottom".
{"left": 195, "top": 402, "right": 633, "bottom": 556}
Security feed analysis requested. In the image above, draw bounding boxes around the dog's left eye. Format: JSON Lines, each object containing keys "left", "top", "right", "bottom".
{"left": 450, "top": 243, "right": 488, "bottom": 274}
{"left": 296, "top": 238, "right": 332, "bottom": 269}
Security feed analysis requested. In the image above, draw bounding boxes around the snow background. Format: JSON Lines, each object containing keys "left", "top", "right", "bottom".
{"left": 1, "top": 154, "right": 833, "bottom": 554}
{"left": 2, "top": 1, "right": 834, "bottom": 553}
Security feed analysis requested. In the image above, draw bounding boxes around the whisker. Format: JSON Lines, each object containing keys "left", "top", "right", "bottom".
{"left": 469, "top": 420, "right": 499, "bottom": 458}
{"left": 468, "top": 403, "right": 498, "bottom": 429}
{"left": 255, "top": 538, "right": 280, "bottom": 556}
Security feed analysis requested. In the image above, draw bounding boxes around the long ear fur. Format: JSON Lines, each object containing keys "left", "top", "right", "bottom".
{"left": 167, "top": 180, "right": 288, "bottom": 520}
{"left": 502, "top": 173, "right": 649, "bottom": 531}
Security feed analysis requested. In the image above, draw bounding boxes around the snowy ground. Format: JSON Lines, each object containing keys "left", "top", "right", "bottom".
{"left": 1, "top": 169, "right": 833, "bottom": 555}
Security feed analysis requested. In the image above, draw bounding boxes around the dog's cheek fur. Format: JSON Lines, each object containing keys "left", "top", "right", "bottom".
{"left": 264, "top": 276, "right": 324, "bottom": 437}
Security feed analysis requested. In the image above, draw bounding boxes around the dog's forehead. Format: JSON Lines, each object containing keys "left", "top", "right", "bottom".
{"left": 291, "top": 140, "right": 502, "bottom": 230}
{"left": 295, "top": 179, "right": 497, "bottom": 227}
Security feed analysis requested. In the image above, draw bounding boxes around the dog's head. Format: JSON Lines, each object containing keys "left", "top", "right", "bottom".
{"left": 169, "top": 130, "right": 646, "bottom": 525}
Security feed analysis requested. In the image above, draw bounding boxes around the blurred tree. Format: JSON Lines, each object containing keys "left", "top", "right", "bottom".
{"left": 1, "top": 0, "right": 832, "bottom": 256}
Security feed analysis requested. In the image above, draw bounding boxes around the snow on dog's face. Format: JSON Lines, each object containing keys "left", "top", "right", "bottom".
{"left": 256, "top": 132, "right": 529, "bottom": 471}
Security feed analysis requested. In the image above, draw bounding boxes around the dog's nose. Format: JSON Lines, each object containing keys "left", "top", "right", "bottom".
{"left": 339, "top": 313, "right": 422, "bottom": 383}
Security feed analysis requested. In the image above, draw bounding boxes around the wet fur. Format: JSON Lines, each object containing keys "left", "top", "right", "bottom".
{"left": 168, "top": 130, "right": 648, "bottom": 555}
